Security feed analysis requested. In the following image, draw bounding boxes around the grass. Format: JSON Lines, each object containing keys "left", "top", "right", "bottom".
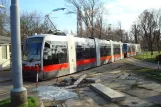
{"left": 134, "top": 51, "right": 161, "bottom": 63}
{"left": 0, "top": 97, "right": 38, "bottom": 107}
{"left": 135, "top": 67, "right": 161, "bottom": 82}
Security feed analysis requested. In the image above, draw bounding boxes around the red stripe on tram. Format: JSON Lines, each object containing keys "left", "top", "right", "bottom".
{"left": 114, "top": 54, "right": 121, "bottom": 58}
{"left": 43, "top": 63, "right": 69, "bottom": 72}
{"left": 76, "top": 58, "right": 96, "bottom": 66}
{"left": 100, "top": 56, "right": 112, "bottom": 61}
{"left": 23, "top": 66, "right": 41, "bottom": 71}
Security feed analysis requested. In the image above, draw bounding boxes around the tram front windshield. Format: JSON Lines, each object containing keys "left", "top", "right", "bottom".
{"left": 23, "top": 37, "right": 43, "bottom": 62}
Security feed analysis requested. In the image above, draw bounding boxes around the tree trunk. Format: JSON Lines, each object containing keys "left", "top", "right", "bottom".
{"left": 157, "top": 42, "right": 160, "bottom": 53}
{"left": 134, "top": 34, "right": 138, "bottom": 43}
{"left": 150, "top": 42, "right": 153, "bottom": 55}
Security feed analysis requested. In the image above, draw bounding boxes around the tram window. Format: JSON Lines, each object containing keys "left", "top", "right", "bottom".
{"left": 113, "top": 48, "right": 120, "bottom": 54}
{"left": 90, "top": 48, "right": 96, "bottom": 58}
{"left": 83, "top": 48, "right": 90, "bottom": 59}
{"left": 76, "top": 46, "right": 83, "bottom": 61}
{"left": 57, "top": 47, "right": 67, "bottom": 63}
{"left": 43, "top": 45, "right": 67, "bottom": 66}
{"left": 128, "top": 46, "right": 131, "bottom": 52}
{"left": 45, "top": 42, "right": 50, "bottom": 48}
{"left": 113, "top": 45, "right": 120, "bottom": 54}
{"left": 100, "top": 46, "right": 111, "bottom": 57}
{"left": 76, "top": 44, "right": 96, "bottom": 60}
{"left": 132, "top": 46, "right": 135, "bottom": 52}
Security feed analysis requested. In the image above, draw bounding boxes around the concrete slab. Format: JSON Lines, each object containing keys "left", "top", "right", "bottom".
{"left": 78, "top": 87, "right": 111, "bottom": 106}
{"left": 138, "top": 82, "right": 161, "bottom": 90}
{"left": 125, "top": 88, "right": 160, "bottom": 100}
{"left": 106, "top": 79, "right": 136, "bottom": 91}
{"left": 120, "top": 94, "right": 153, "bottom": 107}
{"left": 108, "top": 82, "right": 122, "bottom": 89}
{"left": 91, "top": 83, "right": 125, "bottom": 102}
{"left": 100, "top": 73, "right": 120, "bottom": 81}
{"left": 119, "top": 73, "right": 129, "bottom": 79}
{"left": 74, "top": 74, "right": 87, "bottom": 85}
{"left": 153, "top": 86, "right": 161, "bottom": 93}
{"left": 65, "top": 97, "right": 100, "bottom": 107}
{"left": 65, "top": 85, "right": 77, "bottom": 89}
{"left": 109, "top": 70, "right": 121, "bottom": 74}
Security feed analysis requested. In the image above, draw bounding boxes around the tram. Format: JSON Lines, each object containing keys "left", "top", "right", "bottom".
{"left": 22, "top": 34, "right": 141, "bottom": 80}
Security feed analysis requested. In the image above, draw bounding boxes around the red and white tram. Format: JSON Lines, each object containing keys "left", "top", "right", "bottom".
{"left": 22, "top": 34, "right": 141, "bottom": 80}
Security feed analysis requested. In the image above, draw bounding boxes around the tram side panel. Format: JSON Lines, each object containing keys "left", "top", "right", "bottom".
{"left": 113, "top": 42, "right": 121, "bottom": 61}
{"left": 75, "top": 38, "right": 97, "bottom": 72}
{"left": 43, "top": 40, "right": 70, "bottom": 79}
{"left": 131, "top": 44, "right": 136, "bottom": 56}
{"left": 127, "top": 44, "right": 131, "bottom": 57}
{"left": 99, "top": 40, "right": 112, "bottom": 65}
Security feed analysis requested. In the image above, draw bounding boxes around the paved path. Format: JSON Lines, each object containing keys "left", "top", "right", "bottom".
{"left": 1, "top": 59, "right": 161, "bottom": 106}
{"left": 0, "top": 71, "right": 12, "bottom": 83}
{"left": 124, "top": 57, "right": 161, "bottom": 69}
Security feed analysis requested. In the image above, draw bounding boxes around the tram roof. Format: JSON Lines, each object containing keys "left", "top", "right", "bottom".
{"left": 27, "top": 34, "right": 66, "bottom": 38}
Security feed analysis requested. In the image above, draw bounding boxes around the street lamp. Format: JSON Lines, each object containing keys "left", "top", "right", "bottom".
{"left": 10, "top": 0, "right": 27, "bottom": 106}
{"left": 45, "top": 8, "right": 66, "bottom": 32}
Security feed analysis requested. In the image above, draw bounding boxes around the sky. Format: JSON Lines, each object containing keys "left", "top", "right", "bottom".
{"left": 18, "top": 0, "right": 161, "bottom": 33}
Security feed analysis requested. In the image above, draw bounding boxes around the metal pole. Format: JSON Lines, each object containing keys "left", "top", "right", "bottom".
{"left": 36, "top": 65, "right": 39, "bottom": 91}
{"left": 10, "top": 0, "right": 27, "bottom": 106}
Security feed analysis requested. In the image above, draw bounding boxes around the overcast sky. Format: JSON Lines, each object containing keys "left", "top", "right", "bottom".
{"left": 19, "top": 0, "right": 161, "bottom": 33}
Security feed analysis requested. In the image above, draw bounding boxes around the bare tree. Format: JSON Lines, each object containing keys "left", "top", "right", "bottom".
{"left": 0, "top": 0, "right": 10, "bottom": 36}
{"left": 153, "top": 9, "right": 161, "bottom": 53}
{"left": 138, "top": 9, "right": 159, "bottom": 54}
{"left": 20, "top": 11, "right": 53, "bottom": 42}
{"left": 65, "top": 0, "right": 103, "bottom": 37}
{"left": 131, "top": 23, "right": 140, "bottom": 43}
{"left": 117, "top": 21, "right": 123, "bottom": 42}
{"left": 93, "top": 7, "right": 106, "bottom": 39}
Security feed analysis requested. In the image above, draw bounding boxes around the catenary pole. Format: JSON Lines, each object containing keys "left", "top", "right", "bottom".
{"left": 10, "top": 0, "right": 27, "bottom": 106}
